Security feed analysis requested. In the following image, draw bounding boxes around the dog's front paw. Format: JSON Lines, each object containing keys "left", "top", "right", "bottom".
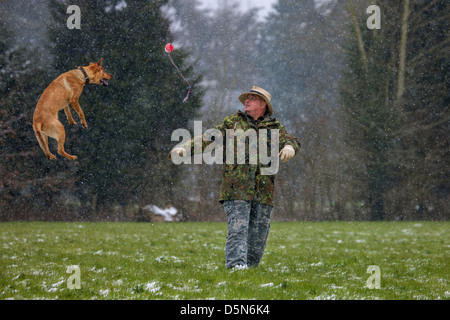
{"left": 81, "top": 121, "right": 88, "bottom": 129}
{"left": 69, "top": 120, "right": 77, "bottom": 125}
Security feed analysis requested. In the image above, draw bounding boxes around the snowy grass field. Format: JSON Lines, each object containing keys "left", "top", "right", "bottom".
{"left": 1, "top": 221, "right": 448, "bottom": 300}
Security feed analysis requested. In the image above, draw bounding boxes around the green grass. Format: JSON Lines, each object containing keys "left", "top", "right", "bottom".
{"left": 0, "top": 221, "right": 448, "bottom": 300}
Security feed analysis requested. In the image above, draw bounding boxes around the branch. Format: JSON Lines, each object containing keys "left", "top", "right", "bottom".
{"left": 347, "top": 0, "right": 368, "bottom": 74}
{"left": 397, "top": 0, "right": 410, "bottom": 100}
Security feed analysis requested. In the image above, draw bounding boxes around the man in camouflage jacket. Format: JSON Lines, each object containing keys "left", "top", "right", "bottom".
{"left": 170, "top": 86, "right": 300, "bottom": 268}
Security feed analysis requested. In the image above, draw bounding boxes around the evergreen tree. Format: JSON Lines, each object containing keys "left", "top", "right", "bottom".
{"left": 170, "top": 0, "right": 262, "bottom": 121}
{"left": 47, "top": 0, "right": 203, "bottom": 217}
{"left": 339, "top": 1, "right": 405, "bottom": 220}
{"left": 259, "top": 0, "right": 342, "bottom": 119}
{"left": 259, "top": 0, "right": 348, "bottom": 219}
{"left": 0, "top": 11, "right": 61, "bottom": 220}
{"left": 168, "top": 0, "right": 262, "bottom": 220}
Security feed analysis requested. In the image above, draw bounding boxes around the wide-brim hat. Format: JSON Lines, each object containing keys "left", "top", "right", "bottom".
{"left": 238, "top": 86, "right": 273, "bottom": 115}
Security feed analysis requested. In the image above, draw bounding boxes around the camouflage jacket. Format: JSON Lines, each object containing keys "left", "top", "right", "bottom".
{"left": 186, "top": 111, "right": 300, "bottom": 206}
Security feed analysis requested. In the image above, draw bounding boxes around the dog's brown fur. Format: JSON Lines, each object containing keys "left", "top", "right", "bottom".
{"left": 33, "top": 58, "right": 112, "bottom": 160}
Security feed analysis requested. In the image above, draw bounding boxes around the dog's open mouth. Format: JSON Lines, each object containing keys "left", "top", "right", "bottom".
{"left": 100, "top": 78, "right": 109, "bottom": 86}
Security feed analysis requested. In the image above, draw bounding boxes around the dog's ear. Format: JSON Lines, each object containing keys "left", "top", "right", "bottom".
{"left": 96, "top": 58, "right": 103, "bottom": 66}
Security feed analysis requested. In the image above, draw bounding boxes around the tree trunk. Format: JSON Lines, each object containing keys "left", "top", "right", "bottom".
{"left": 397, "top": 0, "right": 410, "bottom": 100}
{"left": 348, "top": 0, "right": 368, "bottom": 74}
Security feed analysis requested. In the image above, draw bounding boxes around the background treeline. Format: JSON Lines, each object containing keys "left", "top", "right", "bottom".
{"left": 0, "top": 0, "right": 448, "bottom": 221}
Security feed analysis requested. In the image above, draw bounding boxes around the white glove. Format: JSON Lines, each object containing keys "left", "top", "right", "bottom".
{"left": 278, "top": 145, "right": 295, "bottom": 163}
{"left": 169, "top": 147, "right": 186, "bottom": 160}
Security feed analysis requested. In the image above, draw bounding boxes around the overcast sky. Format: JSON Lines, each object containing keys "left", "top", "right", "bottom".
{"left": 197, "top": 0, "right": 333, "bottom": 21}
{"left": 197, "top": 0, "right": 277, "bottom": 20}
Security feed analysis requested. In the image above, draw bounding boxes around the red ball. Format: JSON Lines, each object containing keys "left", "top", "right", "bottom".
{"left": 165, "top": 43, "right": 174, "bottom": 53}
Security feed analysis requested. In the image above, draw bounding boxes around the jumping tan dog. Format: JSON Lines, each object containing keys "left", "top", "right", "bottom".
{"left": 33, "top": 58, "right": 112, "bottom": 160}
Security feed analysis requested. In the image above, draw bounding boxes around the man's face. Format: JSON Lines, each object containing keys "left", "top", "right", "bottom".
{"left": 244, "top": 94, "right": 266, "bottom": 118}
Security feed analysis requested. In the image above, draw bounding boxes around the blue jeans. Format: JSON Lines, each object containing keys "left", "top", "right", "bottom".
{"left": 223, "top": 200, "right": 272, "bottom": 268}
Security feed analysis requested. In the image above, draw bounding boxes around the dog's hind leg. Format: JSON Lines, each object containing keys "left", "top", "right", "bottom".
{"left": 48, "top": 120, "right": 77, "bottom": 160}
{"left": 33, "top": 123, "right": 57, "bottom": 160}
{"left": 56, "top": 127, "right": 77, "bottom": 160}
